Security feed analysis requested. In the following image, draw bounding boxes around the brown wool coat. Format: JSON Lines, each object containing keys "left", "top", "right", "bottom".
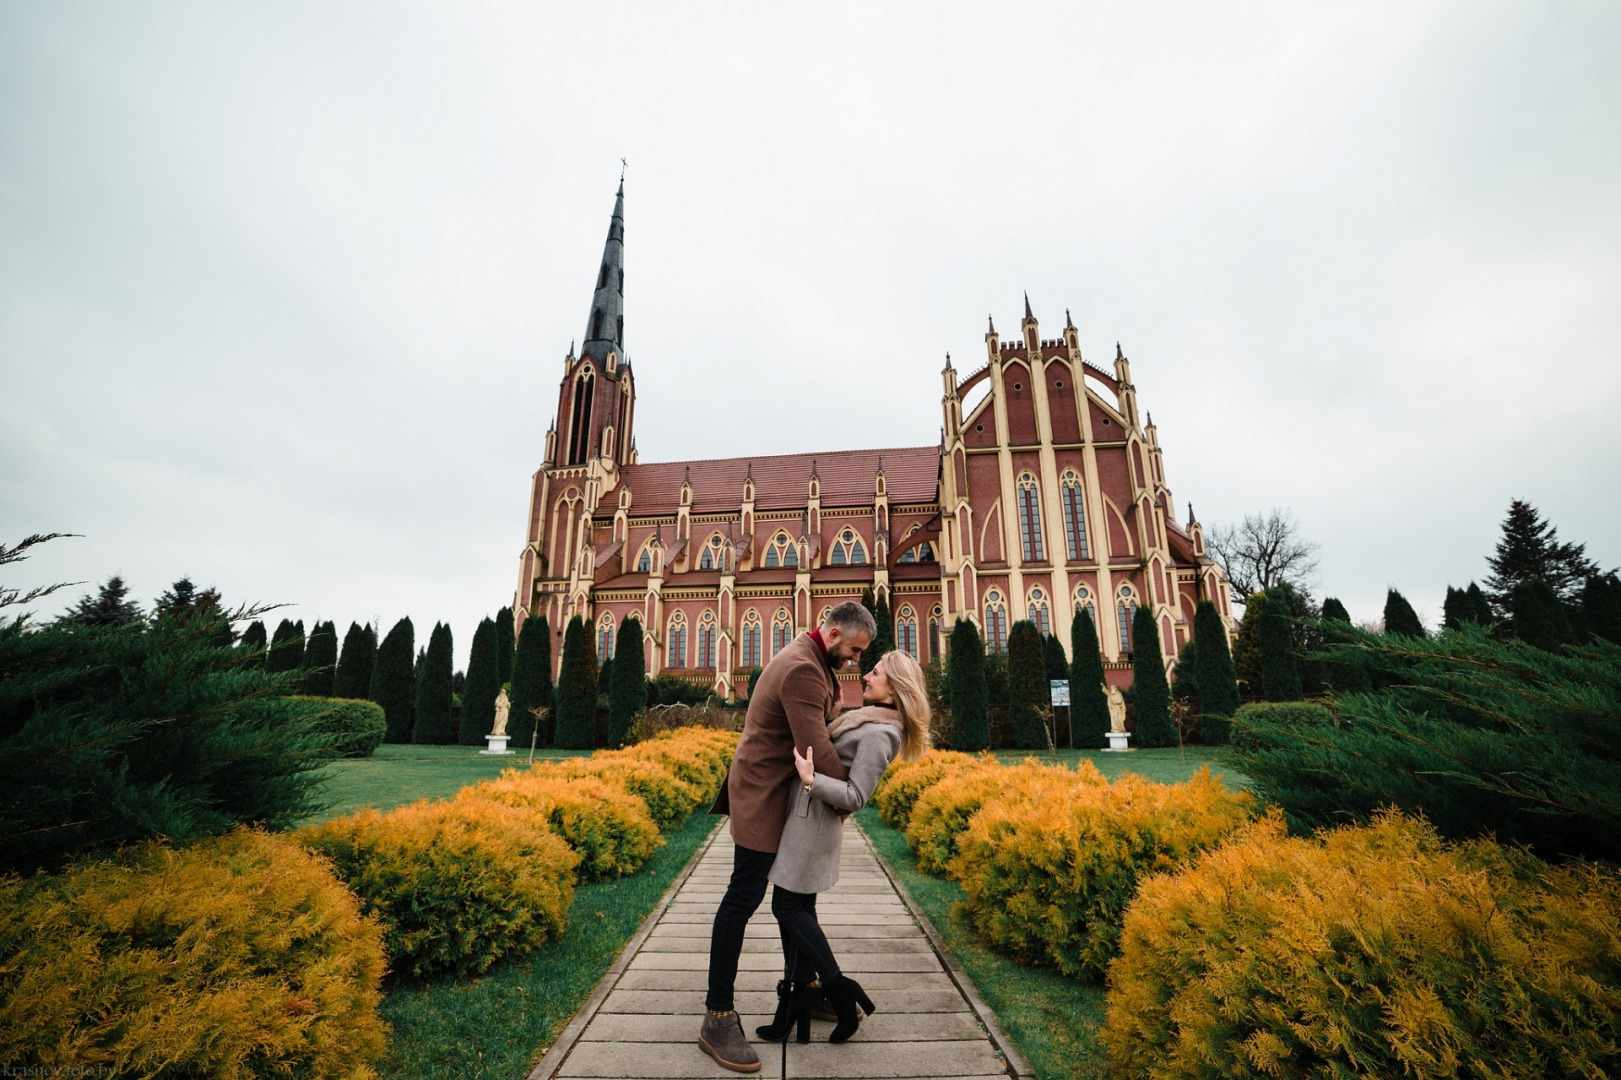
{"left": 725, "top": 632, "right": 849, "bottom": 853}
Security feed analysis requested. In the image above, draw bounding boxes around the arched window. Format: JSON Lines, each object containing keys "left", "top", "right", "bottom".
{"left": 984, "top": 589, "right": 1008, "bottom": 653}
{"left": 763, "top": 532, "right": 797, "bottom": 568}
{"left": 567, "top": 370, "right": 595, "bottom": 465}
{"left": 740, "top": 611, "right": 763, "bottom": 669}
{"left": 1061, "top": 471, "right": 1090, "bottom": 561}
{"left": 597, "top": 614, "right": 616, "bottom": 660}
{"left": 899, "top": 538, "right": 935, "bottom": 564}
{"left": 896, "top": 605, "right": 918, "bottom": 658}
{"left": 928, "top": 605, "right": 942, "bottom": 662}
{"left": 637, "top": 546, "right": 652, "bottom": 573}
{"left": 1074, "top": 584, "right": 1093, "bottom": 614}
{"left": 697, "top": 612, "right": 716, "bottom": 669}
{"left": 698, "top": 535, "right": 724, "bottom": 571}
{"left": 1027, "top": 586, "right": 1051, "bottom": 636}
{"left": 667, "top": 611, "right": 687, "bottom": 668}
{"left": 772, "top": 608, "right": 793, "bottom": 655}
{"left": 1016, "top": 474, "right": 1045, "bottom": 561}
{"left": 1117, "top": 585, "right": 1136, "bottom": 654}
{"left": 829, "top": 528, "right": 867, "bottom": 567}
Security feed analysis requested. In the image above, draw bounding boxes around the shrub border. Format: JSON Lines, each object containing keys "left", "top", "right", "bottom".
{"left": 857, "top": 821, "right": 1035, "bottom": 1079}
{"left": 525, "top": 818, "right": 724, "bottom": 1080}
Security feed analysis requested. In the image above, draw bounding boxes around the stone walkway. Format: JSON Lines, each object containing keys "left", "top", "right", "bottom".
{"left": 530, "top": 819, "right": 1026, "bottom": 1079}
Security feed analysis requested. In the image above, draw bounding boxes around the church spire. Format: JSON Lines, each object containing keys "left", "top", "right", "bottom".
{"left": 581, "top": 178, "right": 626, "bottom": 363}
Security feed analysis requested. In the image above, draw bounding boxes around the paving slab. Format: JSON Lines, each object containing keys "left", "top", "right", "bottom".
{"left": 531, "top": 819, "right": 1024, "bottom": 1079}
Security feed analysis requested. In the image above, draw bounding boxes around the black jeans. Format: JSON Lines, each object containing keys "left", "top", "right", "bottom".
{"left": 771, "top": 885, "right": 841, "bottom": 985}
{"left": 706, "top": 843, "right": 776, "bottom": 1012}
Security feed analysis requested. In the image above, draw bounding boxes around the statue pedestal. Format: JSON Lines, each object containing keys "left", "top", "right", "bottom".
{"left": 481, "top": 735, "right": 513, "bottom": 756}
{"left": 1103, "top": 731, "right": 1133, "bottom": 752}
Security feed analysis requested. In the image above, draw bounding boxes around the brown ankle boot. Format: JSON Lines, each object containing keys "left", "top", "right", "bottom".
{"left": 699, "top": 1009, "right": 762, "bottom": 1073}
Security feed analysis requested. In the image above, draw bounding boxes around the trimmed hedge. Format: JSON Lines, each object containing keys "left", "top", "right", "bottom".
{"left": 457, "top": 772, "right": 662, "bottom": 881}
{"left": 550, "top": 756, "right": 702, "bottom": 831}
{"left": 0, "top": 828, "right": 386, "bottom": 1078}
{"left": 951, "top": 765, "right": 1256, "bottom": 978}
{"left": 290, "top": 695, "right": 388, "bottom": 758}
{"left": 1102, "top": 810, "right": 1621, "bottom": 1079}
{"left": 1229, "top": 700, "right": 1336, "bottom": 750}
{"left": 905, "top": 758, "right": 1097, "bottom": 875}
{"left": 297, "top": 798, "right": 578, "bottom": 980}
{"left": 871, "top": 750, "right": 985, "bottom": 829}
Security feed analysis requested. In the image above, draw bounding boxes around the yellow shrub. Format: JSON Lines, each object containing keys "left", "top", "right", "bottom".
{"left": 297, "top": 798, "right": 578, "bottom": 980}
{"left": 906, "top": 759, "right": 1098, "bottom": 875}
{"left": 872, "top": 750, "right": 985, "bottom": 828}
{"left": 546, "top": 756, "right": 701, "bottom": 829}
{"left": 457, "top": 771, "right": 662, "bottom": 881}
{"left": 951, "top": 765, "right": 1256, "bottom": 979}
{"left": 620, "top": 727, "right": 736, "bottom": 803}
{"left": 1102, "top": 811, "right": 1621, "bottom": 1079}
{"left": 0, "top": 828, "right": 386, "bottom": 1079}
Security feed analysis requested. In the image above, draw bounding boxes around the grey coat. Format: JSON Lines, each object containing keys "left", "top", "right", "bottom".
{"left": 767, "top": 709, "right": 902, "bottom": 894}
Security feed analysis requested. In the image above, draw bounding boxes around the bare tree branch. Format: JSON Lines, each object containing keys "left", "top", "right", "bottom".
{"left": 1206, "top": 509, "right": 1319, "bottom": 599}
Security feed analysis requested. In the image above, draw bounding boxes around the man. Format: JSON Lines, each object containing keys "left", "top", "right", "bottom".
{"left": 698, "top": 601, "right": 877, "bottom": 1073}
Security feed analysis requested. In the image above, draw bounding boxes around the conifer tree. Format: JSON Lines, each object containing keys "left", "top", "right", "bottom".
{"left": 237, "top": 620, "right": 268, "bottom": 667}
{"left": 1007, "top": 619, "right": 1049, "bottom": 749}
{"left": 460, "top": 617, "right": 500, "bottom": 745}
{"left": 412, "top": 622, "right": 454, "bottom": 744}
{"left": 63, "top": 576, "right": 144, "bottom": 627}
{"left": 1070, "top": 606, "right": 1110, "bottom": 749}
{"left": 1383, "top": 588, "right": 1426, "bottom": 638}
{"left": 1043, "top": 633, "right": 1068, "bottom": 683}
{"left": 1131, "top": 605, "right": 1177, "bottom": 747}
{"left": 1442, "top": 586, "right": 1468, "bottom": 631}
{"left": 266, "top": 618, "right": 305, "bottom": 674}
{"left": 1466, "top": 582, "right": 1494, "bottom": 626}
{"left": 1259, "top": 592, "right": 1303, "bottom": 702}
{"left": 1485, "top": 499, "right": 1598, "bottom": 611}
{"left": 301, "top": 620, "right": 337, "bottom": 697}
{"left": 747, "top": 665, "right": 764, "bottom": 699}
{"left": 947, "top": 618, "right": 990, "bottom": 751}
{"left": 496, "top": 606, "right": 515, "bottom": 685}
{"left": 1511, "top": 579, "right": 1572, "bottom": 652}
{"left": 1232, "top": 597, "right": 1264, "bottom": 698}
{"left": 371, "top": 617, "right": 415, "bottom": 743}
{"left": 858, "top": 587, "right": 881, "bottom": 675}
{"left": 1583, "top": 574, "right": 1621, "bottom": 645}
{"left": 598, "top": 657, "right": 614, "bottom": 695}
{"left": 872, "top": 594, "right": 894, "bottom": 668}
{"left": 1320, "top": 597, "right": 1351, "bottom": 623}
{"left": 608, "top": 615, "right": 647, "bottom": 748}
{"left": 1193, "top": 600, "right": 1240, "bottom": 743}
{"left": 333, "top": 622, "right": 376, "bottom": 699}
{"left": 554, "top": 615, "right": 598, "bottom": 749}
{"left": 509, "top": 615, "right": 553, "bottom": 748}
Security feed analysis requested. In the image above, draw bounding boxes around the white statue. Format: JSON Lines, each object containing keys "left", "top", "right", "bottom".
{"left": 1107, "top": 685, "right": 1127, "bottom": 733}
{"left": 492, "top": 688, "right": 511, "bottom": 738}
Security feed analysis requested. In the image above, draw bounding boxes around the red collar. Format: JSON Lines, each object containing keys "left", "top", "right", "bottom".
{"left": 808, "top": 628, "right": 837, "bottom": 670}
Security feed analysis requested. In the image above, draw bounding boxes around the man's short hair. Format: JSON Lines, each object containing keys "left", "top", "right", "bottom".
{"left": 822, "top": 601, "right": 877, "bottom": 639}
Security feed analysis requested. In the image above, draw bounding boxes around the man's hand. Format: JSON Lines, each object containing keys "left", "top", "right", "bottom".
{"left": 793, "top": 745, "right": 816, "bottom": 787}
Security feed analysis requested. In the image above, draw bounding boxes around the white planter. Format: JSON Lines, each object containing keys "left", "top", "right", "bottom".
{"left": 481, "top": 734, "right": 513, "bottom": 756}
{"left": 1103, "top": 731, "right": 1133, "bottom": 752}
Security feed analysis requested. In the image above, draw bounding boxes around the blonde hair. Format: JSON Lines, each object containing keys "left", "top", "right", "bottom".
{"left": 878, "top": 650, "right": 933, "bottom": 763}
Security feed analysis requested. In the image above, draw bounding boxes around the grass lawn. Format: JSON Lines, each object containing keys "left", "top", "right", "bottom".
{"left": 988, "top": 745, "right": 1253, "bottom": 788}
{"left": 858, "top": 805, "right": 1109, "bottom": 1080}
{"left": 301, "top": 743, "right": 593, "bottom": 825}
{"left": 379, "top": 810, "right": 718, "bottom": 1080}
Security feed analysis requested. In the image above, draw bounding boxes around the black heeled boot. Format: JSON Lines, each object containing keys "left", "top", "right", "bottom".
{"left": 754, "top": 978, "right": 812, "bottom": 1043}
{"left": 825, "top": 975, "right": 876, "bottom": 1044}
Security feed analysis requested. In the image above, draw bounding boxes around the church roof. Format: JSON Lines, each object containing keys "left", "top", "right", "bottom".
{"left": 618, "top": 445, "right": 937, "bottom": 514}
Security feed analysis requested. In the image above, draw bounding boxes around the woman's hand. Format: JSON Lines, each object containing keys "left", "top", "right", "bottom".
{"left": 793, "top": 744, "right": 816, "bottom": 787}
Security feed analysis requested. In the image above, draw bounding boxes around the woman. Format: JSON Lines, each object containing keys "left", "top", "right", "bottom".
{"left": 759, "top": 649, "right": 932, "bottom": 1044}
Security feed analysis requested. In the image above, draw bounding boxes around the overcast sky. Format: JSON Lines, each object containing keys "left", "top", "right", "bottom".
{"left": 4, "top": 2, "right": 1618, "bottom": 665}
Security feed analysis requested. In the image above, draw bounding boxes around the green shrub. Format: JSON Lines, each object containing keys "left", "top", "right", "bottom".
{"left": 297, "top": 798, "right": 578, "bottom": 980}
{"left": 1103, "top": 810, "right": 1621, "bottom": 1079}
{"left": 948, "top": 619, "right": 990, "bottom": 751}
{"left": 0, "top": 828, "right": 387, "bottom": 1078}
{"left": 1228, "top": 700, "right": 1336, "bottom": 750}
{"left": 289, "top": 695, "right": 388, "bottom": 757}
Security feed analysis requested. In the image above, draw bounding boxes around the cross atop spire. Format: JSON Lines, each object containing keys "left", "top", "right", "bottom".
{"left": 1065, "top": 308, "right": 1074, "bottom": 329}
{"left": 988, "top": 314, "right": 996, "bottom": 334}
{"left": 581, "top": 178, "right": 626, "bottom": 363}
{"left": 1116, "top": 341, "right": 1123, "bottom": 360}
{"left": 1024, "top": 292, "right": 1034, "bottom": 321}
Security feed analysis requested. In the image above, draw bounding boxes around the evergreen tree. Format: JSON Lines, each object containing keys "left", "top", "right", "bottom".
{"left": 608, "top": 616, "right": 647, "bottom": 748}
{"left": 858, "top": 587, "right": 880, "bottom": 675}
{"left": 1232, "top": 597, "right": 1264, "bottom": 698}
{"left": 598, "top": 657, "right": 614, "bottom": 694}
{"left": 412, "top": 622, "right": 455, "bottom": 744}
{"left": 1466, "top": 582, "right": 1494, "bottom": 626}
{"left": 1258, "top": 592, "right": 1303, "bottom": 702}
{"left": 371, "top": 617, "right": 415, "bottom": 743}
{"left": 747, "top": 664, "right": 764, "bottom": 698}
{"left": 509, "top": 615, "right": 553, "bottom": 748}
{"left": 1510, "top": 579, "right": 1572, "bottom": 652}
{"left": 1070, "top": 606, "right": 1110, "bottom": 749}
{"left": 1007, "top": 619, "right": 1048, "bottom": 749}
{"left": 460, "top": 617, "right": 500, "bottom": 745}
{"left": 554, "top": 615, "right": 598, "bottom": 749}
{"left": 947, "top": 618, "right": 990, "bottom": 751}
{"left": 266, "top": 618, "right": 305, "bottom": 674}
{"left": 1131, "top": 605, "right": 1177, "bottom": 747}
{"left": 301, "top": 620, "right": 337, "bottom": 697}
{"left": 1320, "top": 597, "right": 1351, "bottom": 623}
{"left": 496, "top": 606, "right": 515, "bottom": 685}
{"left": 1043, "top": 633, "right": 1069, "bottom": 684}
{"left": 1582, "top": 574, "right": 1621, "bottom": 645}
{"left": 333, "top": 622, "right": 376, "bottom": 699}
{"left": 1485, "top": 499, "right": 1598, "bottom": 610}
{"left": 1383, "top": 588, "right": 1426, "bottom": 638}
{"left": 1193, "top": 600, "right": 1240, "bottom": 743}
{"left": 871, "top": 594, "right": 894, "bottom": 669}
{"left": 237, "top": 620, "right": 268, "bottom": 668}
{"left": 1442, "top": 586, "right": 1468, "bottom": 632}
{"left": 63, "top": 576, "right": 143, "bottom": 626}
